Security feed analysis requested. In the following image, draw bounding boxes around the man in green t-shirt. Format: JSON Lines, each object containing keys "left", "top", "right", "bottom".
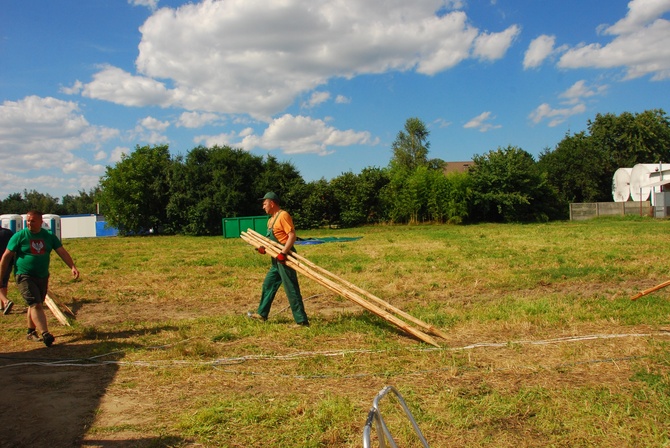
{"left": 0, "top": 210, "right": 80, "bottom": 347}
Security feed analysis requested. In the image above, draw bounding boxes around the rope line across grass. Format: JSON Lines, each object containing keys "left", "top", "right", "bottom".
{"left": 0, "top": 332, "right": 665, "bottom": 376}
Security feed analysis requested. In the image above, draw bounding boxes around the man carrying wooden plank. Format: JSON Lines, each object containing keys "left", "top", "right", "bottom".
{"left": 0, "top": 210, "right": 79, "bottom": 347}
{"left": 242, "top": 229, "right": 442, "bottom": 347}
{"left": 247, "top": 192, "right": 310, "bottom": 327}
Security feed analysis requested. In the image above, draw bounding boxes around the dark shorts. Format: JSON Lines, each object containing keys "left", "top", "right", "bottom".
{"left": 16, "top": 275, "right": 49, "bottom": 307}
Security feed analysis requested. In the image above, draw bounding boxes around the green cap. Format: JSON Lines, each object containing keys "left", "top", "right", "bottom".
{"left": 261, "top": 192, "right": 280, "bottom": 203}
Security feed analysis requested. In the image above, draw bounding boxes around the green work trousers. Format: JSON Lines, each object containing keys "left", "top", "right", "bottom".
{"left": 258, "top": 258, "right": 309, "bottom": 324}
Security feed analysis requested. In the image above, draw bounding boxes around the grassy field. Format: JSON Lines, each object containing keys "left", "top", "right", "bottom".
{"left": 2, "top": 216, "right": 670, "bottom": 447}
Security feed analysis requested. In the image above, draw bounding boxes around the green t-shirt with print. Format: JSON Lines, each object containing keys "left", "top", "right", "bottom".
{"left": 7, "top": 227, "right": 62, "bottom": 278}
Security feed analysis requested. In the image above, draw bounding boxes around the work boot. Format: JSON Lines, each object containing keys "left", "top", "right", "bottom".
{"left": 246, "top": 311, "right": 267, "bottom": 322}
{"left": 42, "top": 332, "right": 55, "bottom": 347}
{"left": 26, "top": 329, "right": 42, "bottom": 342}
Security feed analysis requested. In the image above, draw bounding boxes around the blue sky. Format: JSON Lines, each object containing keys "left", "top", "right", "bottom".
{"left": 1, "top": 0, "right": 669, "bottom": 199}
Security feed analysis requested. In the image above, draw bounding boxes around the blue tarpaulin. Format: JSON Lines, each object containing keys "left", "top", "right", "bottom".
{"left": 295, "top": 236, "right": 362, "bottom": 245}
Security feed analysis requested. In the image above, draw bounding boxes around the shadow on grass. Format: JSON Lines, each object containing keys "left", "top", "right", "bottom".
{"left": 323, "top": 311, "right": 436, "bottom": 345}
{"left": 80, "top": 436, "right": 189, "bottom": 447}
{"left": 0, "top": 325, "right": 193, "bottom": 447}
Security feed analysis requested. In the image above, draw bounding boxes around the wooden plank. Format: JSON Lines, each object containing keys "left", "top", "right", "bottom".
{"left": 241, "top": 231, "right": 440, "bottom": 347}
{"left": 45, "top": 293, "right": 71, "bottom": 326}
{"left": 631, "top": 279, "right": 670, "bottom": 301}
{"left": 243, "top": 232, "right": 439, "bottom": 346}
{"left": 247, "top": 229, "right": 449, "bottom": 340}
{"left": 46, "top": 291, "right": 75, "bottom": 317}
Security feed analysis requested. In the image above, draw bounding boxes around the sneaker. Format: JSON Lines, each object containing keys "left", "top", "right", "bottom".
{"left": 27, "top": 329, "right": 43, "bottom": 342}
{"left": 42, "top": 332, "right": 55, "bottom": 347}
{"left": 293, "top": 321, "right": 310, "bottom": 328}
{"left": 246, "top": 311, "right": 267, "bottom": 322}
{"left": 3, "top": 301, "right": 13, "bottom": 315}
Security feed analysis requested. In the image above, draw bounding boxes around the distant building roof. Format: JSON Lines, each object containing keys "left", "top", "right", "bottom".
{"left": 443, "top": 161, "right": 474, "bottom": 175}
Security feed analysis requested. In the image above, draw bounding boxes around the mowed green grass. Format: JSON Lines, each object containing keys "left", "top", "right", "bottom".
{"left": 3, "top": 216, "right": 670, "bottom": 447}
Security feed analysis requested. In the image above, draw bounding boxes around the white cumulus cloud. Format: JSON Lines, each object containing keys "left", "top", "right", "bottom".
{"left": 559, "top": 80, "right": 607, "bottom": 105}
{"left": 524, "top": 35, "right": 556, "bottom": 69}
{"left": 528, "top": 79, "right": 606, "bottom": 127}
{"left": 177, "top": 111, "right": 222, "bottom": 128}
{"left": 110, "top": 146, "right": 131, "bottom": 163}
{"left": 82, "top": 65, "right": 173, "bottom": 107}
{"left": 463, "top": 111, "right": 501, "bottom": 132}
{"left": 129, "top": 0, "right": 158, "bottom": 11}
{"left": 335, "top": 95, "right": 351, "bottom": 104}
{"left": 0, "top": 96, "right": 116, "bottom": 173}
{"left": 605, "top": 0, "right": 670, "bottom": 35}
{"left": 81, "top": 0, "right": 520, "bottom": 119}
{"left": 528, "top": 102, "right": 586, "bottom": 127}
{"left": 558, "top": 0, "right": 670, "bottom": 80}
{"left": 128, "top": 116, "right": 170, "bottom": 145}
{"left": 140, "top": 116, "right": 170, "bottom": 131}
{"left": 234, "top": 114, "right": 377, "bottom": 155}
{"left": 473, "top": 25, "right": 520, "bottom": 61}
{"left": 0, "top": 96, "right": 114, "bottom": 197}
{"left": 302, "top": 91, "right": 331, "bottom": 109}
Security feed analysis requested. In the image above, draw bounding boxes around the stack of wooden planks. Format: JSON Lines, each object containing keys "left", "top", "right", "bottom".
{"left": 241, "top": 229, "right": 447, "bottom": 347}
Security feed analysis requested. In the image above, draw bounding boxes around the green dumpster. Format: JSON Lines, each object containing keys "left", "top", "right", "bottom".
{"left": 222, "top": 215, "right": 269, "bottom": 238}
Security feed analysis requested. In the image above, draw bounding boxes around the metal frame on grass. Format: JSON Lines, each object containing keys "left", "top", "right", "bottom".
{"left": 362, "top": 385, "right": 430, "bottom": 448}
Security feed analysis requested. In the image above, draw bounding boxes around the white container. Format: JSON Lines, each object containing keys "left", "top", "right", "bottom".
{"left": 630, "top": 164, "right": 658, "bottom": 202}
{"left": 61, "top": 215, "right": 97, "bottom": 239}
{"left": 611, "top": 167, "right": 632, "bottom": 202}
{"left": 630, "top": 163, "right": 670, "bottom": 204}
{"left": 0, "top": 214, "right": 23, "bottom": 233}
{"left": 42, "top": 214, "right": 62, "bottom": 240}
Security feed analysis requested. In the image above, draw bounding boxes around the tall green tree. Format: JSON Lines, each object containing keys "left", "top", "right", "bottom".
{"left": 588, "top": 109, "right": 670, "bottom": 169}
{"left": 468, "top": 145, "right": 561, "bottom": 223}
{"left": 356, "top": 167, "right": 390, "bottom": 224}
{"left": 1, "top": 189, "right": 100, "bottom": 216}
{"left": 328, "top": 168, "right": 390, "bottom": 227}
{"left": 292, "top": 179, "right": 337, "bottom": 229}
{"left": 61, "top": 188, "right": 100, "bottom": 215}
{"left": 540, "top": 109, "right": 670, "bottom": 204}
{"left": 99, "top": 145, "right": 173, "bottom": 235}
{"left": 537, "top": 132, "right": 608, "bottom": 203}
{"left": 0, "top": 193, "right": 25, "bottom": 214}
{"left": 390, "top": 117, "right": 431, "bottom": 171}
{"left": 166, "top": 146, "right": 266, "bottom": 235}
{"left": 22, "top": 190, "right": 60, "bottom": 214}
{"left": 254, "top": 154, "right": 305, "bottom": 216}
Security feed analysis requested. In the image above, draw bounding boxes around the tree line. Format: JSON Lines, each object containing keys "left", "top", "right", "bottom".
{"left": 0, "top": 189, "right": 100, "bottom": 218}
{"left": 1, "top": 109, "right": 668, "bottom": 235}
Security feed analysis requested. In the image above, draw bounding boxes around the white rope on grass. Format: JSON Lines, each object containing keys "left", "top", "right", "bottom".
{"left": 211, "top": 355, "right": 647, "bottom": 380}
{"left": 0, "top": 331, "right": 666, "bottom": 371}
